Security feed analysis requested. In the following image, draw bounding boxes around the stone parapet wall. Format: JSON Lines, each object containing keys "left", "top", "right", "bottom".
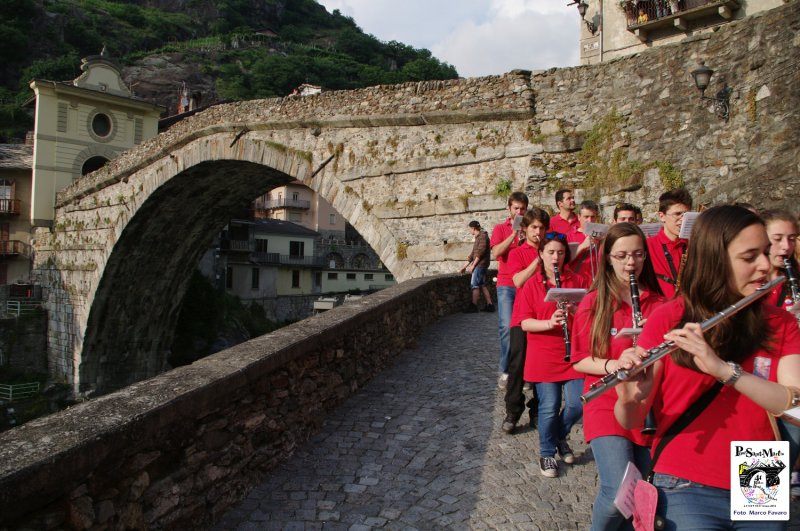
{"left": 0, "top": 274, "right": 470, "bottom": 530}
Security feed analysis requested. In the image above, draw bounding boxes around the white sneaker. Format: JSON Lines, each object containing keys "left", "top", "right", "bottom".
{"left": 498, "top": 373, "right": 509, "bottom": 389}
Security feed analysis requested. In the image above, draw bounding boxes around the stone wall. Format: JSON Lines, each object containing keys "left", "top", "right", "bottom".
{"left": 0, "top": 274, "right": 470, "bottom": 530}
{"left": 526, "top": 1, "right": 800, "bottom": 217}
{"left": 0, "top": 314, "right": 47, "bottom": 374}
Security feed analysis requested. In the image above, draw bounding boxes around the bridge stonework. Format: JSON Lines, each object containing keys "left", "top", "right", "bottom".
{"left": 33, "top": 1, "right": 799, "bottom": 393}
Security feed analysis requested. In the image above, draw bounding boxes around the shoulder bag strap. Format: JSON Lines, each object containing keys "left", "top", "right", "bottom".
{"left": 647, "top": 381, "right": 723, "bottom": 482}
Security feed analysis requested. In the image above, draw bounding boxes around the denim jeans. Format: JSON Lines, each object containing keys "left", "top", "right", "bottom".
{"left": 496, "top": 286, "right": 516, "bottom": 373}
{"left": 470, "top": 266, "right": 487, "bottom": 289}
{"left": 589, "top": 436, "right": 651, "bottom": 531}
{"left": 652, "top": 473, "right": 786, "bottom": 530}
{"left": 778, "top": 418, "right": 800, "bottom": 470}
{"left": 535, "top": 378, "right": 584, "bottom": 457}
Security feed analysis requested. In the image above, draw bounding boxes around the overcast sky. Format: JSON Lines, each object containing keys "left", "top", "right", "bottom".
{"left": 316, "top": 0, "right": 581, "bottom": 78}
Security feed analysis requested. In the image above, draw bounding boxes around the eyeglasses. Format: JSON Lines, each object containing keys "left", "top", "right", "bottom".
{"left": 544, "top": 231, "right": 567, "bottom": 242}
{"left": 665, "top": 210, "right": 688, "bottom": 219}
{"left": 609, "top": 251, "right": 647, "bottom": 262}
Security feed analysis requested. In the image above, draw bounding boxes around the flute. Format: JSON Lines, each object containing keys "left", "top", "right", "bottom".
{"left": 553, "top": 265, "right": 571, "bottom": 362}
{"left": 581, "top": 276, "right": 785, "bottom": 404}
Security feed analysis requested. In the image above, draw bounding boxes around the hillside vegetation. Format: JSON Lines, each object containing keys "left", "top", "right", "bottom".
{"left": 0, "top": 0, "right": 458, "bottom": 141}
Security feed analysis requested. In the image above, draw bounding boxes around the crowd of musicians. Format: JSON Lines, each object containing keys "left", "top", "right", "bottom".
{"left": 461, "top": 187, "right": 800, "bottom": 530}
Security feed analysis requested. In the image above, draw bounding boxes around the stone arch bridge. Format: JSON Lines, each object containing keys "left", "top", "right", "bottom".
{"left": 32, "top": 2, "right": 799, "bottom": 394}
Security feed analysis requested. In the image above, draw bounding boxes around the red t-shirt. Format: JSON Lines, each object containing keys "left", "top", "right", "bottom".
{"left": 646, "top": 228, "right": 687, "bottom": 299}
{"left": 764, "top": 279, "right": 795, "bottom": 311}
{"left": 638, "top": 298, "right": 800, "bottom": 490}
{"left": 516, "top": 269, "right": 591, "bottom": 382}
{"left": 491, "top": 218, "right": 522, "bottom": 288}
{"left": 549, "top": 213, "right": 580, "bottom": 237}
{"left": 572, "top": 289, "right": 665, "bottom": 446}
{"left": 507, "top": 243, "right": 540, "bottom": 327}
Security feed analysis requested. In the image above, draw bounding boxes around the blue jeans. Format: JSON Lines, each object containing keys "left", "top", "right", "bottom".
{"left": 653, "top": 473, "right": 786, "bottom": 530}
{"left": 470, "top": 266, "right": 487, "bottom": 289}
{"left": 496, "top": 286, "right": 515, "bottom": 373}
{"left": 590, "top": 436, "right": 651, "bottom": 531}
{"left": 778, "top": 418, "right": 800, "bottom": 470}
{"left": 535, "top": 379, "right": 584, "bottom": 457}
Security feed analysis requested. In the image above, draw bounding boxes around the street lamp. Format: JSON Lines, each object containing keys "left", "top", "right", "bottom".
{"left": 576, "top": 1, "right": 597, "bottom": 33}
{"left": 690, "top": 61, "right": 732, "bottom": 122}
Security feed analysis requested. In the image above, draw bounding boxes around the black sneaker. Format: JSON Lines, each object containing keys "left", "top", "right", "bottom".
{"left": 557, "top": 440, "right": 575, "bottom": 464}
{"left": 482, "top": 304, "right": 495, "bottom": 312}
{"left": 463, "top": 304, "right": 478, "bottom": 313}
{"left": 539, "top": 456, "right": 559, "bottom": 478}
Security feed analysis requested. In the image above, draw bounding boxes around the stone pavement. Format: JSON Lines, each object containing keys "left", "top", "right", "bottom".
{"left": 212, "top": 311, "right": 800, "bottom": 530}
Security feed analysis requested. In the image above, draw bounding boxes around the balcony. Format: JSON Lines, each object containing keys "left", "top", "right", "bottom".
{"left": 220, "top": 239, "right": 252, "bottom": 252}
{"left": 623, "top": 0, "right": 740, "bottom": 41}
{"left": 0, "top": 199, "right": 21, "bottom": 215}
{"left": 0, "top": 240, "right": 30, "bottom": 257}
{"left": 253, "top": 252, "right": 326, "bottom": 268}
{"left": 254, "top": 198, "right": 311, "bottom": 211}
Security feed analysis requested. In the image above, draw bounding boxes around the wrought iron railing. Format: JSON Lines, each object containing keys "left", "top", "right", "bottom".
{"left": 0, "top": 199, "right": 21, "bottom": 215}
{"left": 0, "top": 382, "right": 40, "bottom": 402}
{"left": 0, "top": 240, "right": 30, "bottom": 256}
{"left": 624, "top": 0, "right": 734, "bottom": 28}
{"left": 254, "top": 198, "right": 311, "bottom": 210}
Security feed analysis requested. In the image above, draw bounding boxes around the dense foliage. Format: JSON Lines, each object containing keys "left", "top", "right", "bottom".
{"left": 0, "top": 0, "right": 458, "bottom": 142}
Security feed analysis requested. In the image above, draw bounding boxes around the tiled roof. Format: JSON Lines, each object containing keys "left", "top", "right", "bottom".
{"left": 231, "top": 218, "right": 320, "bottom": 237}
{"left": 0, "top": 144, "right": 33, "bottom": 170}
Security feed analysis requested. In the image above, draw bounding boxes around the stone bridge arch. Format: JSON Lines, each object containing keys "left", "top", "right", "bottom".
{"left": 33, "top": 72, "right": 538, "bottom": 393}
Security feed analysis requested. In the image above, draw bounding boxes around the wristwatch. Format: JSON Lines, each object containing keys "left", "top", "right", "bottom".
{"left": 718, "top": 362, "right": 743, "bottom": 386}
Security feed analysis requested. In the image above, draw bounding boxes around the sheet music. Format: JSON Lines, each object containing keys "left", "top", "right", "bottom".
{"left": 544, "top": 288, "right": 587, "bottom": 304}
{"left": 584, "top": 222, "right": 609, "bottom": 239}
{"left": 568, "top": 242, "right": 580, "bottom": 258}
{"left": 678, "top": 211, "right": 700, "bottom": 240}
{"left": 512, "top": 215, "right": 522, "bottom": 232}
{"left": 613, "top": 462, "right": 642, "bottom": 519}
{"left": 639, "top": 223, "right": 662, "bottom": 238}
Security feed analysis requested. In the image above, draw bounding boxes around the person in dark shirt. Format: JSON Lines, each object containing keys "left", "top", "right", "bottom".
{"left": 459, "top": 220, "right": 494, "bottom": 313}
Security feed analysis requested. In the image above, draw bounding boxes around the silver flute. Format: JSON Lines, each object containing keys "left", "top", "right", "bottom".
{"left": 580, "top": 276, "right": 785, "bottom": 404}
{"left": 553, "top": 265, "right": 571, "bottom": 362}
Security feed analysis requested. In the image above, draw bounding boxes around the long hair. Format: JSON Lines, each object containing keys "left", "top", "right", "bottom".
{"left": 673, "top": 205, "right": 769, "bottom": 369}
{"left": 588, "top": 223, "right": 662, "bottom": 359}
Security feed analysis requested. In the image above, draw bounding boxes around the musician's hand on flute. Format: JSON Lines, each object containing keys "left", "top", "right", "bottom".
{"left": 549, "top": 308, "right": 566, "bottom": 328}
{"left": 663, "top": 323, "right": 728, "bottom": 380}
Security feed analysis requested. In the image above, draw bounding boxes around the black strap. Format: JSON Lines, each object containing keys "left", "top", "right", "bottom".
{"left": 776, "top": 282, "right": 791, "bottom": 308}
{"left": 655, "top": 273, "right": 676, "bottom": 286}
{"left": 647, "top": 381, "right": 723, "bottom": 482}
{"left": 661, "top": 243, "right": 683, "bottom": 281}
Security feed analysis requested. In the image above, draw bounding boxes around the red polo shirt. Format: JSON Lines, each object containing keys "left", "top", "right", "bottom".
{"left": 491, "top": 218, "right": 522, "bottom": 288}
{"left": 646, "top": 227, "right": 687, "bottom": 299}
{"left": 507, "top": 243, "right": 541, "bottom": 327}
{"left": 638, "top": 298, "right": 800, "bottom": 490}
{"left": 572, "top": 289, "right": 665, "bottom": 446}
{"left": 516, "top": 269, "right": 590, "bottom": 382}
{"left": 549, "top": 213, "right": 580, "bottom": 237}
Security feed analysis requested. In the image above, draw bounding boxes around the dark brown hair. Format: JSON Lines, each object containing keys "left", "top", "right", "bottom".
{"left": 673, "top": 205, "right": 769, "bottom": 369}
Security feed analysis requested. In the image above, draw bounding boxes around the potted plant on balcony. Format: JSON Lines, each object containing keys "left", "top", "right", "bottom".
{"left": 618, "top": 0, "right": 639, "bottom": 24}
{"left": 669, "top": 0, "right": 680, "bottom": 14}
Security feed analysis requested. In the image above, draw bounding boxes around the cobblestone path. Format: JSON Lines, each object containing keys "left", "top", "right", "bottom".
{"left": 213, "top": 311, "right": 800, "bottom": 530}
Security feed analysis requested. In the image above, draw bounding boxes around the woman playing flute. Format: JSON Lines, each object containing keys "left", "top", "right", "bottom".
{"left": 615, "top": 205, "right": 800, "bottom": 530}
{"left": 572, "top": 223, "right": 664, "bottom": 530}
{"left": 517, "top": 231, "right": 591, "bottom": 478}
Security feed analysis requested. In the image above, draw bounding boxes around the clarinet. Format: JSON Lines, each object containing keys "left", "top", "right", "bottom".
{"left": 581, "top": 276, "right": 784, "bottom": 404}
{"left": 784, "top": 258, "right": 800, "bottom": 322}
{"left": 630, "top": 273, "right": 656, "bottom": 435}
{"left": 553, "top": 265, "right": 571, "bottom": 362}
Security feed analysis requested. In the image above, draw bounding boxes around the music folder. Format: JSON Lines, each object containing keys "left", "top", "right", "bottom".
{"left": 511, "top": 214, "right": 523, "bottom": 231}
{"left": 678, "top": 211, "right": 700, "bottom": 240}
{"left": 639, "top": 223, "right": 662, "bottom": 238}
{"left": 544, "top": 288, "right": 587, "bottom": 304}
{"left": 584, "top": 222, "right": 609, "bottom": 239}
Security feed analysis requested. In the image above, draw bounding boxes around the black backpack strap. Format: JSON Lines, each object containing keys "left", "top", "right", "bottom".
{"left": 661, "top": 243, "right": 679, "bottom": 281}
{"left": 647, "top": 381, "right": 723, "bottom": 482}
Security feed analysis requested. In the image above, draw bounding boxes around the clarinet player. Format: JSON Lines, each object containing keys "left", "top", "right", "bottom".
{"left": 615, "top": 205, "right": 800, "bottom": 530}
{"left": 572, "top": 223, "right": 664, "bottom": 530}
{"left": 516, "top": 231, "right": 591, "bottom": 478}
